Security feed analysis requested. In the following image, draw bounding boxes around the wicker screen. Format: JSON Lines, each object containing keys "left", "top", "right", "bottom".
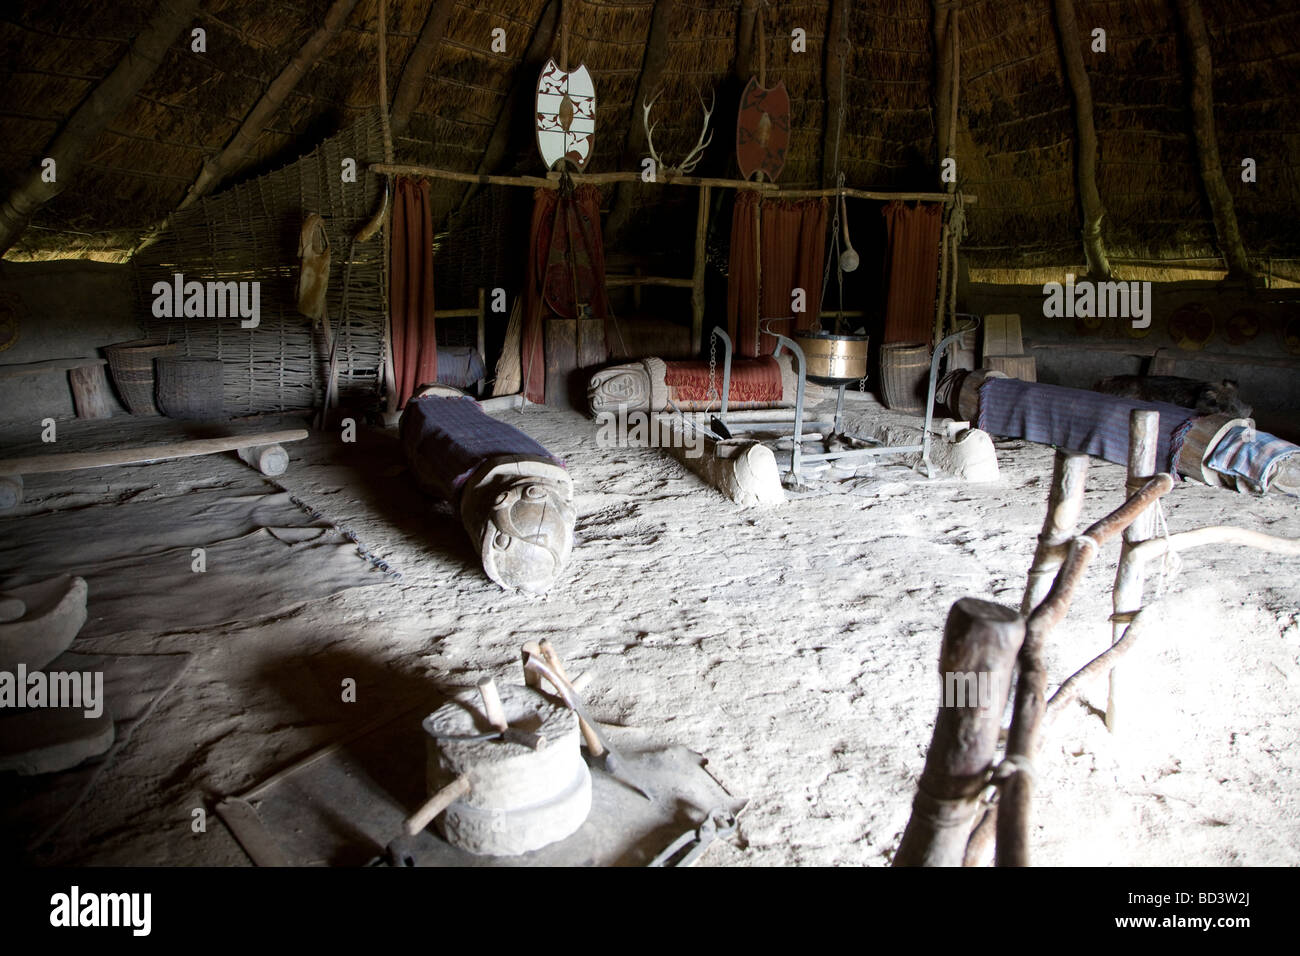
{"left": 134, "top": 111, "right": 387, "bottom": 415}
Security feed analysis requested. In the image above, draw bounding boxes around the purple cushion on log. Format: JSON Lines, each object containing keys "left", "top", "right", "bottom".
{"left": 977, "top": 378, "right": 1195, "bottom": 474}
{"left": 400, "top": 395, "right": 564, "bottom": 500}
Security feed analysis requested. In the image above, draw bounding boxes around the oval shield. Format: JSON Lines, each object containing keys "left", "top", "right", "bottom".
{"left": 736, "top": 77, "right": 791, "bottom": 182}
{"left": 536, "top": 59, "right": 597, "bottom": 171}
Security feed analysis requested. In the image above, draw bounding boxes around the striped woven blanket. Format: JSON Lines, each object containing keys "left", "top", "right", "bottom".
{"left": 978, "top": 378, "right": 1195, "bottom": 473}
{"left": 1207, "top": 425, "right": 1300, "bottom": 494}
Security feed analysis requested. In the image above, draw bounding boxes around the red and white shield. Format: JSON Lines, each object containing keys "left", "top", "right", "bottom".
{"left": 536, "top": 59, "right": 597, "bottom": 171}
{"left": 736, "top": 77, "right": 791, "bottom": 182}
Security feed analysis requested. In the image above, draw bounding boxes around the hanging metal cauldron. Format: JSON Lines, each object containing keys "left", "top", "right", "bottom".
{"left": 791, "top": 331, "right": 869, "bottom": 386}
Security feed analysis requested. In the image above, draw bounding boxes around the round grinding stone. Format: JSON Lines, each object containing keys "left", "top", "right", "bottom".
{"left": 423, "top": 683, "right": 590, "bottom": 856}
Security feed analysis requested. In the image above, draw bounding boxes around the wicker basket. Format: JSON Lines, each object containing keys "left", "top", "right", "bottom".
{"left": 103, "top": 339, "right": 179, "bottom": 415}
{"left": 879, "top": 342, "right": 931, "bottom": 413}
{"left": 155, "top": 357, "right": 225, "bottom": 421}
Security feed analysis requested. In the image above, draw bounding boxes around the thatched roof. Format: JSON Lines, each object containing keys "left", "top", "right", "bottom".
{"left": 1, "top": 0, "right": 1297, "bottom": 274}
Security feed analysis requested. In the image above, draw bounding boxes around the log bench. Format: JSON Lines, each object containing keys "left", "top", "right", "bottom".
{"left": 0, "top": 357, "right": 115, "bottom": 420}
{"left": 0, "top": 428, "right": 308, "bottom": 512}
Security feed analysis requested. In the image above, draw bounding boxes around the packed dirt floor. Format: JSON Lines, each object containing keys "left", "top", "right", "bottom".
{"left": 5, "top": 395, "right": 1299, "bottom": 866}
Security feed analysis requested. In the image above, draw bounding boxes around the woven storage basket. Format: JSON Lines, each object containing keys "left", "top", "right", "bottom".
{"left": 103, "top": 339, "right": 179, "bottom": 415}
{"left": 155, "top": 357, "right": 225, "bottom": 420}
{"left": 879, "top": 342, "right": 931, "bottom": 413}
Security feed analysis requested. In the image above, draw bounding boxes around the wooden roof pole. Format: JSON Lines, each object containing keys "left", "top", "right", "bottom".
{"left": 932, "top": 1, "right": 954, "bottom": 171}
{"left": 820, "top": 0, "right": 849, "bottom": 188}
{"left": 456, "top": 0, "right": 560, "bottom": 215}
{"left": 0, "top": 0, "right": 201, "bottom": 256}
{"left": 391, "top": 1, "right": 455, "bottom": 136}
{"left": 176, "top": 0, "right": 361, "bottom": 212}
{"left": 1051, "top": 0, "right": 1110, "bottom": 278}
{"left": 1175, "top": 0, "right": 1255, "bottom": 281}
{"left": 606, "top": 0, "right": 677, "bottom": 240}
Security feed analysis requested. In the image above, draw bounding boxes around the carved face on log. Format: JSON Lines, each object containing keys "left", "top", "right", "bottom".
{"left": 588, "top": 362, "right": 651, "bottom": 415}
{"left": 477, "top": 476, "right": 576, "bottom": 594}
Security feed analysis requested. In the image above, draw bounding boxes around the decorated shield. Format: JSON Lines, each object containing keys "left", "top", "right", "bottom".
{"left": 536, "top": 59, "right": 597, "bottom": 171}
{"left": 736, "top": 77, "right": 791, "bottom": 182}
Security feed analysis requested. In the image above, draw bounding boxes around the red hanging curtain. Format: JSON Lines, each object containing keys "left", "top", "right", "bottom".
{"left": 521, "top": 183, "right": 611, "bottom": 404}
{"left": 389, "top": 176, "right": 438, "bottom": 406}
{"left": 727, "top": 193, "right": 828, "bottom": 357}
{"left": 881, "top": 200, "right": 943, "bottom": 345}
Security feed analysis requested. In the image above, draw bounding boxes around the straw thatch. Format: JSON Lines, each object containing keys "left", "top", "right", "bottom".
{"left": 0, "top": 0, "right": 1296, "bottom": 273}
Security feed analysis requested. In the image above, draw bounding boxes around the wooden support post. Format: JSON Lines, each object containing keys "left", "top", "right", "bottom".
{"left": 0, "top": 0, "right": 202, "bottom": 255}
{"left": 1052, "top": 0, "right": 1111, "bottom": 277}
{"left": 1022, "top": 450, "right": 1090, "bottom": 614}
{"left": 692, "top": 185, "right": 711, "bottom": 352}
{"left": 1108, "top": 409, "right": 1159, "bottom": 734}
{"left": 390, "top": 0, "right": 454, "bottom": 135}
{"left": 895, "top": 598, "right": 1025, "bottom": 867}
{"left": 68, "top": 364, "right": 114, "bottom": 420}
{"left": 178, "top": 0, "right": 361, "bottom": 211}
{"left": 1175, "top": 0, "right": 1254, "bottom": 280}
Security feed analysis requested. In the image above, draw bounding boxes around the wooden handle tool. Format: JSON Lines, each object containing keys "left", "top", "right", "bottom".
{"left": 403, "top": 773, "right": 471, "bottom": 836}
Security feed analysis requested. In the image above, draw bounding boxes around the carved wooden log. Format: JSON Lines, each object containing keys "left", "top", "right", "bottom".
{"left": 1022, "top": 450, "right": 1090, "bottom": 614}
{"left": 589, "top": 362, "right": 652, "bottom": 415}
{"left": 1108, "top": 409, "right": 1159, "bottom": 733}
{"left": 660, "top": 426, "right": 784, "bottom": 507}
{"left": 69, "top": 364, "right": 114, "bottom": 419}
{"left": 895, "top": 598, "right": 1024, "bottom": 867}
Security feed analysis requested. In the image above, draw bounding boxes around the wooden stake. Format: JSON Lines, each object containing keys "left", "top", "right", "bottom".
{"left": 1108, "top": 409, "right": 1159, "bottom": 734}
{"left": 895, "top": 598, "right": 1025, "bottom": 867}
{"left": 1022, "top": 449, "right": 1090, "bottom": 615}
{"left": 997, "top": 473, "right": 1173, "bottom": 866}
{"left": 0, "top": 0, "right": 202, "bottom": 254}
{"left": 1051, "top": 0, "right": 1110, "bottom": 276}
{"left": 1175, "top": 0, "right": 1254, "bottom": 280}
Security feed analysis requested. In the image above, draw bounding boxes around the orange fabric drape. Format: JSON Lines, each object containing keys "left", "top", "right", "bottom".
{"left": 881, "top": 200, "right": 943, "bottom": 345}
{"left": 389, "top": 176, "right": 438, "bottom": 406}
{"left": 521, "top": 184, "right": 611, "bottom": 404}
{"left": 727, "top": 193, "right": 827, "bottom": 357}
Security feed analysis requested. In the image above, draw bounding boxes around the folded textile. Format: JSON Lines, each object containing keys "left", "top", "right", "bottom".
{"left": 435, "top": 347, "right": 485, "bottom": 390}
{"left": 977, "top": 377, "right": 1195, "bottom": 473}
{"left": 400, "top": 395, "right": 563, "bottom": 501}
{"left": 1207, "top": 425, "right": 1300, "bottom": 494}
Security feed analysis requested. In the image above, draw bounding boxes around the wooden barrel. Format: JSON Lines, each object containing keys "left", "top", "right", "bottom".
{"left": 879, "top": 342, "right": 931, "bottom": 412}
{"left": 103, "top": 339, "right": 178, "bottom": 415}
{"left": 1176, "top": 413, "right": 1254, "bottom": 487}
{"left": 956, "top": 368, "right": 1009, "bottom": 423}
{"left": 155, "top": 357, "right": 225, "bottom": 420}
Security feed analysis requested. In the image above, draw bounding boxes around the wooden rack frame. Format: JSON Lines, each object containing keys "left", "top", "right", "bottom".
{"left": 373, "top": 162, "right": 975, "bottom": 352}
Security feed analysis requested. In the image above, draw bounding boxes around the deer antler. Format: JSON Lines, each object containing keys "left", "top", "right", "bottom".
{"left": 642, "top": 87, "right": 715, "bottom": 178}
{"left": 642, "top": 87, "right": 665, "bottom": 175}
{"left": 675, "top": 88, "right": 715, "bottom": 175}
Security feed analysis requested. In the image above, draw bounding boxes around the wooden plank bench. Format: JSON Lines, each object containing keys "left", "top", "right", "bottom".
{"left": 0, "top": 428, "right": 308, "bottom": 511}
{"left": 0, "top": 357, "right": 115, "bottom": 419}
